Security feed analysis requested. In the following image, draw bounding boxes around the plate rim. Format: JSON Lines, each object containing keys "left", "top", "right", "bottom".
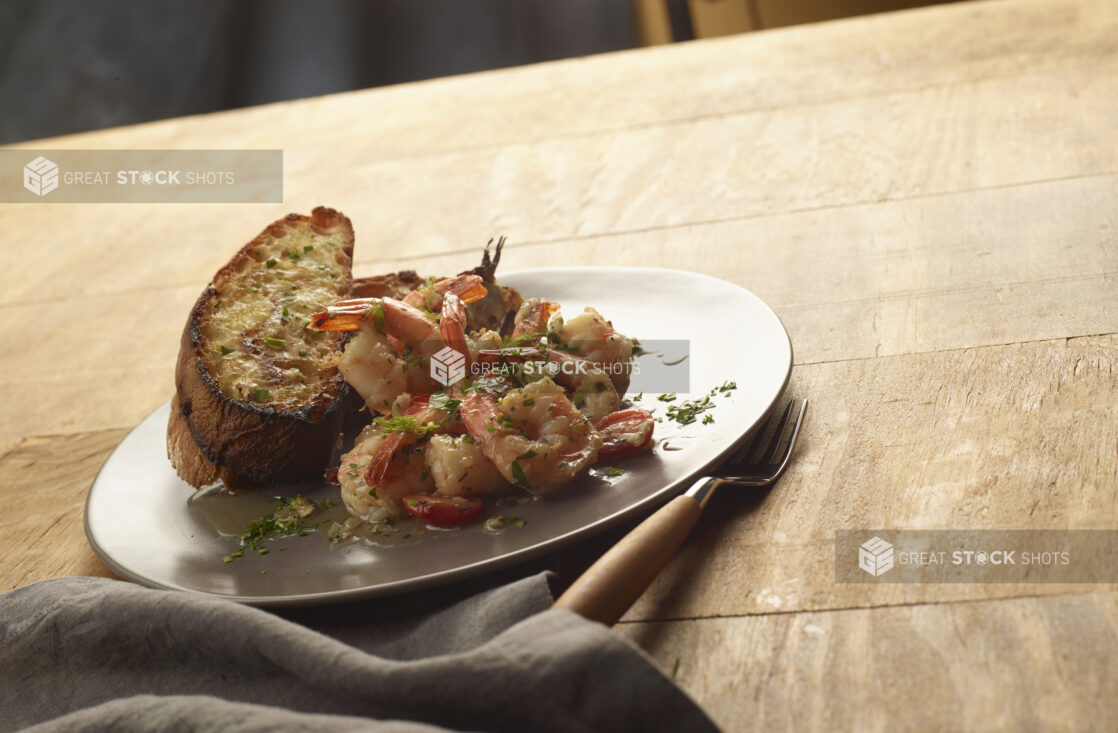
{"left": 84, "top": 265, "right": 793, "bottom": 606}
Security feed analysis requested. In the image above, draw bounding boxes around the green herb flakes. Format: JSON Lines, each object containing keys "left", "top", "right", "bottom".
{"left": 222, "top": 495, "right": 332, "bottom": 563}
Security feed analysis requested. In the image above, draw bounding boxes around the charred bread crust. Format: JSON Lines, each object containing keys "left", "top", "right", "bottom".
{"left": 167, "top": 394, "right": 222, "bottom": 488}
{"left": 350, "top": 270, "right": 425, "bottom": 299}
{"left": 169, "top": 207, "right": 355, "bottom": 489}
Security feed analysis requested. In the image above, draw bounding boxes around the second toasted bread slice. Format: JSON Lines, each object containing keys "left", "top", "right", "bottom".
{"left": 170, "top": 207, "right": 356, "bottom": 489}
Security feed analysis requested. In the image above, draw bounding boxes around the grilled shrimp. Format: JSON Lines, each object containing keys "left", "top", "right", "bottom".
{"left": 510, "top": 298, "right": 560, "bottom": 340}
{"left": 311, "top": 288, "right": 482, "bottom": 412}
{"left": 367, "top": 392, "right": 505, "bottom": 498}
{"left": 549, "top": 307, "right": 635, "bottom": 394}
{"left": 425, "top": 434, "right": 507, "bottom": 496}
{"left": 476, "top": 346, "right": 621, "bottom": 422}
{"left": 338, "top": 422, "right": 435, "bottom": 520}
{"left": 460, "top": 377, "right": 601, "bottom": 496}
{"left": 402, "top": 273, "right": 488, "bottom": 313}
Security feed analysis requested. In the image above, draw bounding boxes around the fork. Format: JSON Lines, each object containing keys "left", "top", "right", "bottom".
{"left": 553, "top": 399, "right": 808, "bottom": 625}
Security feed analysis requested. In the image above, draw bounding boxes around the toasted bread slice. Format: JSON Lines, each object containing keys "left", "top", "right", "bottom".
{"left": 169, "top": 207, "right": 356, "bottom": 489}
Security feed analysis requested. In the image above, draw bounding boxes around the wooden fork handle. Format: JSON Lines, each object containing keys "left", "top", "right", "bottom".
{"left": 553, "top": 494, "right": 702, "bottom": 626}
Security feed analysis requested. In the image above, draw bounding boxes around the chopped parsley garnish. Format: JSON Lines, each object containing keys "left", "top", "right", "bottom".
{"left": 265, "top": 258, "right": 277, "bottom": 268}
{"left": 223, "top": 495, "right": 333, "bottom": 562}
{"left": 666, "top": 395, "right": 713, "bottom": 425}
{"left": 287, "top": 251, "right": 300, "bottom": 262}
{"left": 298, "top": 349, "right": 309, "bottom": 357}
{"left": 366, "top": 301, "right": 386, "bottom": 332}
{"left": 219, "top": 345, "right": 235, "bottom": 355}
{"left": 605, "top": 467, "right": 625, "bottom": 477}
{"left": 263, "top": 337, "right": 286, "bottom": 347}
{"left": 504, "top": 331, "right": 542, "bottom": 347}
{"left": 485, "top": 514, "right": 527, "bottom": 531}
{"left": 510, "top": 451, "right": 537, "bottom": 490}
{"left": 303, "top": 245, "right": 314, "bottom": 253}
{"left": 428, "top": 391, "right": 461, "bottom": 414}
{"left": 661, "top": 381, "right": 737, "bottom": 425}
{"left": 373, "top": 414, "right": 441, "bottom": 437}
{"left": 253, "top": 388, "right": 272, "bottom": 403}
{"left": 657, "top": 393, "right": 677, "bottom": 402}
{"left": 546, "top": 332, "right": 578, "bottom": 353}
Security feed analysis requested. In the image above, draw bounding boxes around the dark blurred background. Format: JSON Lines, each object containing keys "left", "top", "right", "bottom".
{"left": 0, "top": 0, "right": 949, "bottom": 145}
{"left": 0, "top": 0, "right": 635, "bottom": 144}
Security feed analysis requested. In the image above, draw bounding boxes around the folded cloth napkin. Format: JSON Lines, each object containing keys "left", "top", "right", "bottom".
{"left": 0, "top": 575, "right": 718, "bottom": 732}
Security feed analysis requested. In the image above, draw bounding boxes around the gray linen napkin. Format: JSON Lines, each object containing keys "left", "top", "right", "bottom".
{"left": 0, "top": 575, "right": 718, "bottom": 732}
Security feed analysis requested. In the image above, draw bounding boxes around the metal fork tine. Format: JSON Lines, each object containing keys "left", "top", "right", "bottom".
{"left": 769, "top": 400, "right": 807, "bottom": 476}
{"left": 735, "top": 411, "right": 772, "bottom": 463}
{"left": 760, "top": 400, "right": 795, "bottom": 465}
{"left": 715, "top": 399, "right": 807, "bottom": 486}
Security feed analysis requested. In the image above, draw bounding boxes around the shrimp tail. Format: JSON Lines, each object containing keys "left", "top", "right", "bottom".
{"left": 311, "top": 298, "right": 385, "bottom": 332}
{"left": 364, "top": 395, "right": 434, "bottom": 484}
{"left": 365, "top": 432, "right": 404, "bottom": 485}
{"left": 511, "top": 299, "right": 560, "bottom": 339}
{"left": 403, "top": 274, "right": 489, "bottom": 310}
{"left": 439, "top": 293, "right": 472, "bottom": 370}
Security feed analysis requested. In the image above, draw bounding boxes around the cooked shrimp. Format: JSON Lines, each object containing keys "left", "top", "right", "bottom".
{"left": 425, "top": 434, "right": 507, "bottom": 496}
{"left": 549, "top": 307, "right": 635, "bottom": 393}
{"left": 364, "top": 395, "right": 453, "bottom": 486}
{"left": 475, "top": 346, "right": 621, "bottom": 422}
{"left": 510, "top": 298, "right": 560, "bottom": 341}
{"left": 311, "top": 288, "right": 483, "bottom": 412}
{"left": 460, "top": 377, "right": 601, "bottom": 496}
{"left": 338, "top": 422, "right": 435, "bottom": 520}
{"left": 403, "top": 273, "right": 488, "bottom": 313}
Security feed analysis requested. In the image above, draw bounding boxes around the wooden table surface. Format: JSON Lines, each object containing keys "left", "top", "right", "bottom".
{"left": 3, "top": 0, "right": 1116, "bottom": 728}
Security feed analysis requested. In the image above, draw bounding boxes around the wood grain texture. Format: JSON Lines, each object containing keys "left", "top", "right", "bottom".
{"left": 623, "top": 333, "right": 1118, "bottom": 621}
{"left": 616, "top": 590, "right": 1118, "bottom": 732}
{"left": 0, "top": 430, "right": 121, "bottom": 591}
{"left": 0, "top": 0, "right": 1115, "bottom": 727}
{"left": 2, "top": 0, "right": 1117, "bottom": 305}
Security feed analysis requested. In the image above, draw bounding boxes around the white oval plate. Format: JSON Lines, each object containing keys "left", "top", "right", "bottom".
{"left": 85, "top": 267, "right": 791, "bottom": 606}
